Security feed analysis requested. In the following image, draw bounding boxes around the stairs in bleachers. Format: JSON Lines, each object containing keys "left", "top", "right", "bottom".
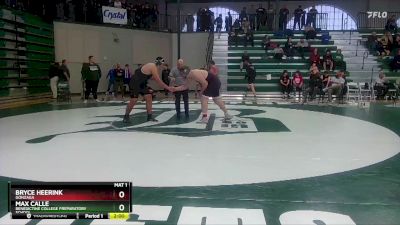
{"left": 358, "top": 29, "right": 400, "bottom": 84}
{"left": 330, "top": 31, "right": 381, "bottom": 83}
{"left": 213, "top": 30, "right": 347, "bottom": 97}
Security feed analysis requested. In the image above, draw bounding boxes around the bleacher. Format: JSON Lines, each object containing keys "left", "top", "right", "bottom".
{"left": 0, "top": 7, "right": 54, "bottom": 101}
{"left": 222, "top": 30, "right": 347, "bottom": 94}
{"left": 359, "top": 29, "right": 400, "bottom": 83}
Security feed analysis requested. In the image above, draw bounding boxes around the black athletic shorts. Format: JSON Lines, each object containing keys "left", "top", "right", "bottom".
{"left": 129, "top": 68, "right": 152, "bottom": 98}
{"left": 203, "top": 73, "right": 221, "bottom": 97}
{"left": 247, "top": 76, "right": 255, "bottom": 84}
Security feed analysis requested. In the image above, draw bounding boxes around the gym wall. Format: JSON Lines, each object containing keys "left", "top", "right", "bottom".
{"left": 54, "top": 22, "right": 208, "bottom": 94}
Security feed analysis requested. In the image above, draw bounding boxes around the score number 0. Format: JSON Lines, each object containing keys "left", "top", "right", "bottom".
{"left": 119, "top": 191, "right": 125, "bottom": 211}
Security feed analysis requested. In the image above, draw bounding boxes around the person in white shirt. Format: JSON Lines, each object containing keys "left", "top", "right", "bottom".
{"left": 327, "top": 71, "right": 345, "bottom": 102}
{"left": 374, "top": 71, "right": 389, "bottom": 100}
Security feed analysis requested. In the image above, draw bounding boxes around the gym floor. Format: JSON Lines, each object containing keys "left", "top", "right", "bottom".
{"left": 0, "top": 97, "right": 399, "bottom": 225}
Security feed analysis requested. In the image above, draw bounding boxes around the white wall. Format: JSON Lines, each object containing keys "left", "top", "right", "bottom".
{"left": 171, "top": 33, "right": 209, "bottom": 69}
{"left": 54, "top": 22, "right": 208, "bottom": 93}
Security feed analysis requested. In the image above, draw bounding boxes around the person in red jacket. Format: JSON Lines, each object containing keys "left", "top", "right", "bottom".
{"left": 292, "top": 70, "right": 304, "bottom": 99}
{"left": 309, "top": 48, "right": 320, "bottom": 67}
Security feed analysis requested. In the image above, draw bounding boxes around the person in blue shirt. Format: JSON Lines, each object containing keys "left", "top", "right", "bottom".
{"left": 106, "top": 64, "right": 116, "bottom": 96}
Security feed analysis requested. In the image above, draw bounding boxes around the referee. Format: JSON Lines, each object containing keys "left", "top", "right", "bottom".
{"left": 170, "top": 59, "right": 190, "bottom": 119}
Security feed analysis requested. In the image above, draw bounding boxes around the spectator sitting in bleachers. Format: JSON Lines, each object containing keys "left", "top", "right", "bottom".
{"left": 262, "top": 35, "right": 271, "bottom": 50}
{"left": 242, "top": 17, "right": 251, "bottom": 34}
{"left": 393, "top": 35, "right": 400, "bottom": 51}
{"left": 307, "top": 63, "right": 322, "bottom": 100}
{"left": 280, "top": 70, "right": 291, "bottom": 98}
{"left": 367, "top": 32, "right": 379, "bottom": 51}
{"left": 309, "top": 48, "right": 321, "bottom": 66}
{"left": 323, "top": 49, "right": 334, "bottom": 71}
{"left": 304, "top": 25, "right": 317, "bottom": 40}
{"left": 327, "top": 71, "right": 345, "bottom": 102}
{"left": 274, "top": 45, "right": 285, "bottom": 60}
{"left": 374, "top": 71, "right": 389, "bottom": 100}
{"left": 385, "top": 15, "right": 398, "bottom": 33}
{"left": 321, "top": 70, "right": 331, "bottom": 92}
{"left": 377, "top": 37, "right": 391, "bottom": 57}
{"left": 295, "top": 38, "right": 309, "bottom": 59}
{"left": 228, "top": 31, "right": 239, "bottom": 47}
{"left": 244, "top": 29, "right": 254, "bottom": 47}
{"left": 390, "top": 49, "right": 400, "bottom": 72}
{"left": 310, "top": 62, "right": 320, "bottom": 76}
{"left": 292, "top": 70, "right": 304, "bottom": 98}
{"left": 284, "top": 37, "right": 295, "bottom": 59}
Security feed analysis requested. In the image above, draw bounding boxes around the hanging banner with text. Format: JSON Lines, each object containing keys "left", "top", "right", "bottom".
{"left": 102, "top": 6, "right": 128, "bottom": 25}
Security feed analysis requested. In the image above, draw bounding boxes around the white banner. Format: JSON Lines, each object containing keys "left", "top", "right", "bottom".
{"left": 102, "top": 6, "right": 127, "bottom": 25}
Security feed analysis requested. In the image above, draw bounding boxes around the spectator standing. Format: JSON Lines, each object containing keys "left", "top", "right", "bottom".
{"left": 307, "top": 6, "right": 318, "bottom": 28}
{"left": 278, "top": 5, "right": 289, "bottom": 31}
{"left": 106, "top": 64, "right": 116, "bottom": 96}
{"left": 114, "top": 63, "right": 125, "bottom": 99}
{"left": 49, "top": 62, "right": 61, "bottom": 99}
{"left": 186, "top": 14, "right": 194, "bottom": 32}
{"left": 124, "top": 64, "right": 132, "bottom": 90}
{"left": 266, "top": 5, "right": 274, "bottom": 31}
{"left": 60, "top": 59, "right": 71, "bottom": 82}
{"left": 214, "top": 14, "right": 223, "bottom": 39}
{"left": 293, "top": 5, "right": 304, "bottom": 30}
{"left": 256, "top": 4, "right": 266, "bottom": 30}
{"left": 249, "top": 5, "right": 256, "bottom": 30}
{"left": 225, "top": 11, "right": 232, "bottom": 32}
{"left": 239, "top": 7, "right": 248, "bottom": 22}
{"left": 81, "top": 56, "right": 102, "bottom": 103}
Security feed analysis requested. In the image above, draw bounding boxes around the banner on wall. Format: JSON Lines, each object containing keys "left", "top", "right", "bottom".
{"left": 102, "top": 6, "right": 127, "bottom": 25}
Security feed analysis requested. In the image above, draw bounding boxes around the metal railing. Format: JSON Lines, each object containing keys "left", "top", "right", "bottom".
{"left": 362, "top": 51, "right": 369, "bottom": 70}
{"left": 357, "top": 12, "right": 400, "bottom": 29}
{"left": 205, "top": 30, "right": 214, "bottom": 68}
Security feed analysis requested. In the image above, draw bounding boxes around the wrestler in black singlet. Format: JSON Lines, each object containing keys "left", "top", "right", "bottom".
{"left": 203, "top": 72, "right": 221, "bottom": 97}
{"left": 129, "top": 67, "right": 152, "bottom": 98}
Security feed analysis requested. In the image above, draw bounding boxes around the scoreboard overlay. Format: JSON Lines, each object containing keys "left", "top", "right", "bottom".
{"left": 8, "top": 182, "right": 132, "bottom": 220}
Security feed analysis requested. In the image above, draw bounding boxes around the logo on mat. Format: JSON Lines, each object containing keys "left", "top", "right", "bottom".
{"left": 26, "top": 108, "right": 290, "bottom": 144}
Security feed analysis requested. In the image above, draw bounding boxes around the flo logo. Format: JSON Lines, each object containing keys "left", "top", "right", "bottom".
{"left": 26, "top": 108, "right": 290, "bottom": 144}
{"left": 367, "top": 11, "right": 388, "bottom": 18}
